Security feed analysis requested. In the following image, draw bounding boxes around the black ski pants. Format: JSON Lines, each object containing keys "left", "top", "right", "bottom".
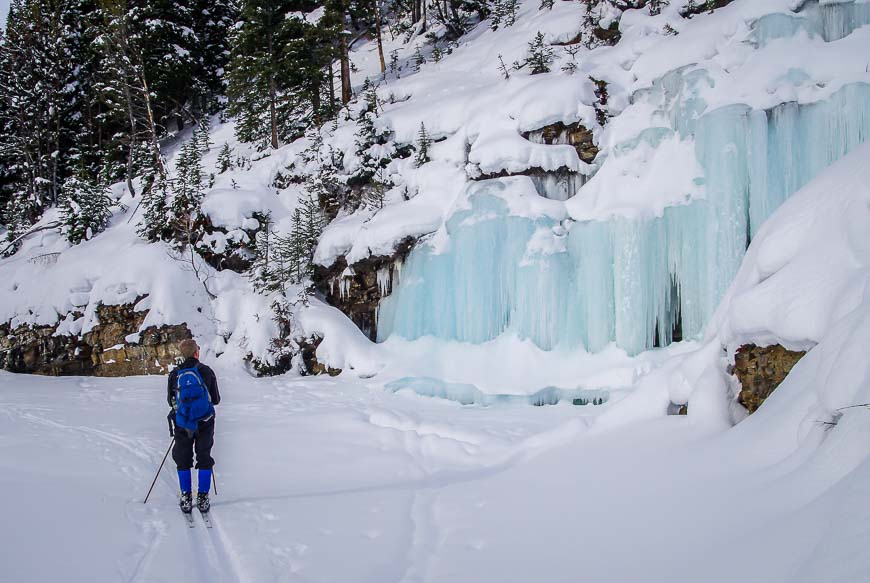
{"left": 172, "top": 417, "right": 215, "bottom": 470}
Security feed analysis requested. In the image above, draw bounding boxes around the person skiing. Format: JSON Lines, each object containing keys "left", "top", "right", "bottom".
{"left": 167, "top": 338, "right": 220, "bottom": 514}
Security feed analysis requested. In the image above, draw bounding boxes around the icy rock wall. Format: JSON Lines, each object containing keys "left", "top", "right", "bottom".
{"left": 376, "top": 0, "right": 870, "bottom": 356}
{"left": 378, "top": 79, "right": 870, "bottom": 356}
{"left": 754, "top": 0, "right": 870, "bottom": 46}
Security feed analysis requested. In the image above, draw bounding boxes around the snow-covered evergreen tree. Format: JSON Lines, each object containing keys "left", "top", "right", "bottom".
{"left": 415, "top": 123, "right": 431, "bottom": 167}
{"left": 350, "top": 81, "right": 392, "bottom": 187}
{"left": 59, "top": 171, "right": 113, "bottom": 245}
{"left": 525, "top": 32, "right": 554, "bottom": 74}
{"left": 216, "top": 143, "right": 235, "bottom": 174}
{"left": 137, "top": 175, "right": 171, "bottom": 242}
{"left": 169, "top": 129, "right": 207, "bottom": 247}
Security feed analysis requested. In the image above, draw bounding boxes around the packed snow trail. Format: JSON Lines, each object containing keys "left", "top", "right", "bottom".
{"left": 3, "top": 356, "right": 870, "bottom": 582}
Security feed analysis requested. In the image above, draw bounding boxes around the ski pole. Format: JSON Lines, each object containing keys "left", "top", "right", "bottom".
{"left": 212, "top": 470, "right": 218, "bottom": 496}
{"left": 144, "top": 438, "right": 175, "bottom": 504}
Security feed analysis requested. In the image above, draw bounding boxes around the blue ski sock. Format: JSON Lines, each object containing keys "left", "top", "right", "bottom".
{"left": 178, "top": 469, "right": 192, "bottom": 493}
{"left": 198, "top": 469, "right": 212, "bottom": 494}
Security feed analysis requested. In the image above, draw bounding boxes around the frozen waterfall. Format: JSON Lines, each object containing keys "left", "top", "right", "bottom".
{"left": 376, "top": 1, "right": 870, "bottom": 356}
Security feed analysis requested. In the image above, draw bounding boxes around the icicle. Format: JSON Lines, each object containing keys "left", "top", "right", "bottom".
{"left": 339, "top": 266, "right": 355, "bottom": 300}
{"left": 752, "top": 0, "right": 870, "bottom": 46}
{"left": 376, "top": 267, "right": 392, "bottom": 296}
{"left": 529, "top": 171, "right": 587, "bottom": 201}
{"left": 377, "top": 81, "right": 870, "bottom": 355}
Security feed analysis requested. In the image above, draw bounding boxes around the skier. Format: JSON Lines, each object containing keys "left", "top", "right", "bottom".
{"left": 168, "top": 338, "right": 220, "bottom": 515}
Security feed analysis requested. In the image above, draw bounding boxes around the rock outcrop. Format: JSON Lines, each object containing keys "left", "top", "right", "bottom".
{"left": 299, "top": 336, "right": 341, "bottom": 376}
{"left": 312, "top": 237, "right": 415, "bottom": 341}
{"left": 522, "top": 121, "right": 599, "bottom": 164}
{"left": 732, "top": 343, "right": 807, "bottom": 413}
{"left": 0, "top": 302, "right": 191, "bottom": 376}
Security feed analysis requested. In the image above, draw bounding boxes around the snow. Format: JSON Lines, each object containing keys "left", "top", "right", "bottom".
{"left": 4, "top": 268, "right": 870, "bottom": 582}
{"left": 4, "top": 3, "right": 870, "bottom": 578}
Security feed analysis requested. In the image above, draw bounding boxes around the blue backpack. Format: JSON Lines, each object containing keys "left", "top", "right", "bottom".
{"left": 175, "top": 366, "right": 214, "bottom": 432}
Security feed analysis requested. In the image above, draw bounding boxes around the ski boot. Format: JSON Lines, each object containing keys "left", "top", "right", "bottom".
{"left": 179, "top": 492, "right": 193, "bottom": 514}
{"left": 197, "top": 492, "right": 210, "bottom": 513}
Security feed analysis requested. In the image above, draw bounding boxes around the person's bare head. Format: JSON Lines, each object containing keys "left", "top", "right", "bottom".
{"left": 180, "top": 339, "right": 200, "bottom": 360}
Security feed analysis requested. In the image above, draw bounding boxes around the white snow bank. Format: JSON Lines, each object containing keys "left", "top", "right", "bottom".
{"left": 710, "top": 139, "right": 870, "bottom": 351}
{"left": 595, "top": 139, "right": 870, "bottom": 432}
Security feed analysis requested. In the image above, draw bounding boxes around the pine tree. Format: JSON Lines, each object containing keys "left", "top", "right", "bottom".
{"left": 389, "top": 48, "right": 400, "bottom": 76}
{"left": 490, "top": 0, "right": 504, "bottom": 30}
{"left": 525, "top": 32, "right": 554, "bottom": 75}
{"left": 0, "top": 0, "right": 73, "bottom": 212}
{"left": 415, "top": 123, "right": 431, "bottom": 167}
{"left": 561, "top": 45, "right": 581, "bottom": 74}
{"left": 228, "top": 1, "right": 333, "bottom": 149}
{"left": 138, "top": 173, "right": 171, "bottom": 242}
{"left": 59, "top": 170, "right": 113, "bottom": 245}
{"left": 169, "top": 132, "right": 206, "bottom": 247}
{"left": 350, "top": 81, "right": 392, "bottom": 187}
{"left": 216, "top": 143, "right": 235, "bottom": 174}
{"left": 295, "top": 189, "right": 324, "bottom": 279}
{"left": 250, "top": 212, "right": 283, "bottom": 293}
{"left": 191, "top": 0, "right": 238, "bottom": 116}
{"left": 503, "top": 0, "right": 519, "bottom": 26}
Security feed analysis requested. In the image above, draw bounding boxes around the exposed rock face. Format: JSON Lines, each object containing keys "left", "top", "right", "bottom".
{"left": 732, "top": 343, "right": 807, "bottom": 414}
{"left": 522, "top": 121, "right": 599, "bottom": 164}
{"left": 681, "top": 0, "right": 736, "bottom": 18}
{"left": 0, "top": 302, "right": 191, "bottom": 376}
{"left": 312, "top": 237, "right": 415, "bottom": 341}
{"left": 299, "top": 336, "right": 341, "bottom": 376}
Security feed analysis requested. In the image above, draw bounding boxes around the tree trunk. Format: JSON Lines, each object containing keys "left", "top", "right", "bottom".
{"left": 269, "top": 77, "right": 279, "bottom": 149}
{"left": 421, "top": 0, "right": 427, "bottom": 32}
{"left": 375, "top": 1, "right": 386, "bottom": 75}
{"left": 121, "top": 80, "right": 138, "bottom": 197}
{"left": 339, "top": 34, "right": 352, "bottom": 104}
{"left": 328, "top": 60, "right": 336, "bottom": 107}
{"left": 138, "top": 68, "right": 165, "bottom": 179}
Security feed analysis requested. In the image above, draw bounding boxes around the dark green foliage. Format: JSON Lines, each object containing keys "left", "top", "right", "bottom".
{"left": 226, "top": 0, "right": 334, "bottom": 149}
{"left": 0, "top": 0, "right": 234, "bottom": 241}
{"left": 0, "top": 0, "right": 72, "bottom": 216}
{"left": 590, "top": 76, "right": 610, "bottom": 126}
{"left": 525, "top": 31, "right": 554, "bottom": 74}
{"left": 216, "top": 143, "right": 235, "bottom": 174}
{"left": 415, "top": 123, "right": 431, "bottom": 167}
{"left": 138, "top": 175, "right": 171, "bottom": 242}
{"left": 389, "top": 48, "right": 401, "bottom": 76}
{"left": 59, "top": 170, "right": 114, "bottom": 244}
{"left": 168, "top": 126, "right": 208, "bottom": 247}
{"left": 490, "top": 0, "right": 519, "bottom": 30}
{"left": 250, "top": 190, "right": 324, "bottom": 296}
{"left": 350, "top": 81, "right": 393, "bottom": 187}
{"left": 648, "top": 0, "right": 667, "bottom": 15}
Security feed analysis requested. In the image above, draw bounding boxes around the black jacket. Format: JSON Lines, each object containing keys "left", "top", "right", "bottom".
{"left": 167, "top": 358, "right": 221, "bottom": 409}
